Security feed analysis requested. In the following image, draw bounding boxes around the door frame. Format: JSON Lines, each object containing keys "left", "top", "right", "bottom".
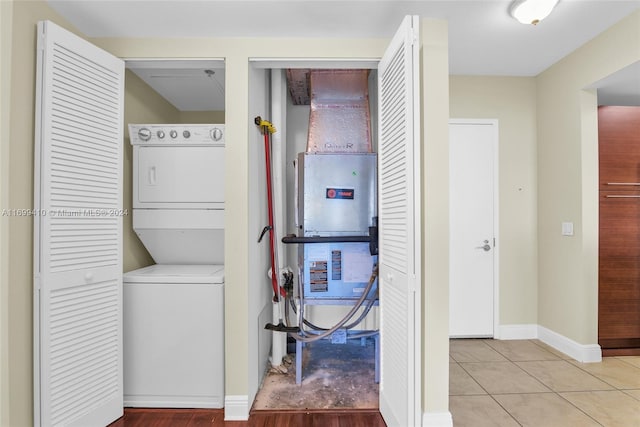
{"left": 248, "top": 57, "right": 421, "bottom": 423}
{"left": 449, "top": 118, "right": 500, "bottom": 338}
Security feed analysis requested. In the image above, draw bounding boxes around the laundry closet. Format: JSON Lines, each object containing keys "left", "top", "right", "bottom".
{"left": 124, "top": 63, "right": 382, "bottom": 410}
{"left": 121, "top": 61, "right": 227, "bottom": 408}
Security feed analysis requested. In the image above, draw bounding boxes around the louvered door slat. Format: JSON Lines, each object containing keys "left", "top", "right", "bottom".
{"left": 34, "top": 20, "right": 123, "bottom": 427}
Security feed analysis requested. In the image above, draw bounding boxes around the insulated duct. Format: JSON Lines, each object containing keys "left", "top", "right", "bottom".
{"left": 307, "top": 69, "right": 371, "bottom": 153}
{"left": 286, "top": 69, "right": 372, "bottom": 153}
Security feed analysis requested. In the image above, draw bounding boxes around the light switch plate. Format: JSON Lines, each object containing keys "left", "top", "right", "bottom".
{"left": 562, "top": 222, "right": 574, "bottom": 236}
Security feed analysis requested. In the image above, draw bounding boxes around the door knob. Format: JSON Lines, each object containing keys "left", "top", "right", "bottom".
{"left": 475, "top": 240, "right": 491, "bottom": 252}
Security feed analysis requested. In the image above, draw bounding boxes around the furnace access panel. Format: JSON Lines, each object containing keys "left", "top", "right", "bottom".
{"left": 297, "top": 152, "right": 378, "bottom": 302}
{"left": 298, "top": 152, "right": 377, "bottom": 237}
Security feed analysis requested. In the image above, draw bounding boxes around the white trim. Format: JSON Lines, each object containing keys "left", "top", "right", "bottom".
{"left": 124, "top": 58, "right": 225, "bottom": 69}
{"left": 495, "top": 324, "right": 602, "bottom": 363}
{"left": 422, "top": 411, "right": 453, "bottom": 427}
{"left": 123, "top": 397, "right": 222, "bottom": 409}
{"left": 410, "top": 15, "right": 423, "bottom": 427}
{"left": 490, "top": 120, "right": 500, "bottom": 338}
{"left": 538, "top": 325, "right": 602, "bottom": 363}
{"left": 223, "top": 395, "right": 249, "bottom": 421}
{"left": 248, "top": 58, "right": 379, "bottom": 69}
{"left": 497, "top": 324, "right": 538, "bottom": 340}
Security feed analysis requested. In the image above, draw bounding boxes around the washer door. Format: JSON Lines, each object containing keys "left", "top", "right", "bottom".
{"left": 134, "top": 145, "right": 224, "bottom": 208}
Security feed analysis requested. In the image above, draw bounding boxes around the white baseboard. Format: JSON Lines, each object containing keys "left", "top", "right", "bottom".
{"left": 496, "top": 324, "right": 538, "bottom": 340}
{"left": 495, "top": 324, "right": 602, "bottom": 363}
{"left": 422, "top": 411, "right": 453, "bottom": 427}
{"left": 123, "top": 395, "right": 222, "bottom": 408}
{"left": 224, "top": 395, "right": 250, "bottom": 421}
{"left": 537, "top": 325, "right": 602, "bottom": 363}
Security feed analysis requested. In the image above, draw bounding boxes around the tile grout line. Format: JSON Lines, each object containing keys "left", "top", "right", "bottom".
{"left": 487, "top": 394, "right": 524, "bottom": 427}
{"left": 614, "top": 356, "right": 640, "bottom": 371}
{"left": 554, "top": 391, "right": 605, "bottom": 427}
{"left": 564, "top": 359, "right": 625, "bottom": 391}
{"left": 454, "top": 360, "right": 493, "bottom": 397}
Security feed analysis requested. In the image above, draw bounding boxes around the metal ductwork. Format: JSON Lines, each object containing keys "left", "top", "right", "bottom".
{"left": 286, "top": 69, "right": 372, "bottom": 153}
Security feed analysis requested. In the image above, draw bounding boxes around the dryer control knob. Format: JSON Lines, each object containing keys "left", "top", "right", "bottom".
{"left": 170, "top": 130, "right": 178, "bottom": 138}
{"left": 138, "top": 127, "right": 152, "bottom": 141}
{"left": 211, "top": 127, "right": 223, "bottom": 141}
{"left": 183, "top": 130, "right": 191, "bottom": 138}
{"left": 157, "top": 130, "right": 165, "bottom": 139}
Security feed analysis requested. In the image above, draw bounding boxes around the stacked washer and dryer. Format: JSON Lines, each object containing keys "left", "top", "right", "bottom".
{"left": 123, "top": 124, "right": 225, "bottom": 408}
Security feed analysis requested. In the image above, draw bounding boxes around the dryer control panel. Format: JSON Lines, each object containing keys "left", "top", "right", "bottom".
{"left": 129, "top": 124, "right": 225, "bottom": 146}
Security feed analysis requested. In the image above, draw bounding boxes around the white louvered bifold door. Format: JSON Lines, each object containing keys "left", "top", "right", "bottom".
{"left": 378, "top": 15, "right": 421, "bottom": 427}
{"left": 34, "top": 20, "right": 124, "bottom": 427}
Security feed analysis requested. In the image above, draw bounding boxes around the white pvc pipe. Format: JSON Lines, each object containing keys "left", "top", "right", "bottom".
{"left": 270, "top": 69, "right": 287, "bottom": 367}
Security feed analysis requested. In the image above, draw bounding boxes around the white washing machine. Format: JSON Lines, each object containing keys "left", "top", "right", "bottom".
{"left": 124, "top": 124, "right": 225, "bottom": 408}
{"left": 123, "top": 264, "right": 224, "bottom": 408}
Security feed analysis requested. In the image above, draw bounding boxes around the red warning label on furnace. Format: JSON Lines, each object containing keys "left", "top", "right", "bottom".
{"left": 326, "top": 188, "right": 354, "bottom": 200}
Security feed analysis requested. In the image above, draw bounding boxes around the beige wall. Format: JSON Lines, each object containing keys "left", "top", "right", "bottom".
{"left": 537, "top": 10, "right": 640, "bottom": 345}
{"left": 0, "top": 1, "right": 14, "bottom": 425}
{"left": 449, "top": 76, "right": 538, "bottom": 326}
{"left": 179, "top": 110, "right": 225, "bottom": 123}
{"left": 421, "top": 18, "right": 451, "bottom": 416}
{"left": 122, "top": 70, "right": 179, "bottom": 272}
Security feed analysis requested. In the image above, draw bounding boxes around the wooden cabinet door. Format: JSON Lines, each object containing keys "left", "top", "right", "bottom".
{"left": 598, "top": 106, "right": 640, "bottom": 354}
{"left": 598, "top": 106, "right": 640, "bottom": 190}
{"left": 598, "top": 192, "right": 640, "bottom": 350}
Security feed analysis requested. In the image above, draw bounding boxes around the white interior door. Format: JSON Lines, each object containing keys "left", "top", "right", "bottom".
{"left": 449, "top": 120, "right": 497, "bottom": 338}
{"left": 34, "top": 20, "right": 124, "bottom": 427}
{"left": 378, "top": 15, "right": 421, "bottom": 427}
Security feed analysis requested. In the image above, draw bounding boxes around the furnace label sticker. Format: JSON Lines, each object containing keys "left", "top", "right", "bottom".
{"left": 331, "top": 250, "right": 342, "bottom": 280}
{"left": 309, "top": 260, "right": 328, "bottom": 292}
{"left": 325, "top": 188, "right": 354, "bottom": 200}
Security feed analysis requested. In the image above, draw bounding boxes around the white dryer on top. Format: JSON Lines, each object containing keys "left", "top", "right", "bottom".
{"left": 128, "top": 123, "right": 225, "bottom": 264}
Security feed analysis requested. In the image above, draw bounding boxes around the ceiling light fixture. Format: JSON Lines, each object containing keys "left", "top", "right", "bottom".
{"left": 510, "top": 0, "right": 560, "bottom": 25}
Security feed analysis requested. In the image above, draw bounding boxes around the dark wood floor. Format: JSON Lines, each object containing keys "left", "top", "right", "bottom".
{"left": 108, "top": 408, "right": 387, "bottom": 427}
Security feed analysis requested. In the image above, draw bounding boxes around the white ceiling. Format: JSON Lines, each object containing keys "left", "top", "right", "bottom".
{"left": 127, "top": 60, "right": 226, "bottom": 111}
{"left": 47, "top": 0, "right": 640, "bottom": 110}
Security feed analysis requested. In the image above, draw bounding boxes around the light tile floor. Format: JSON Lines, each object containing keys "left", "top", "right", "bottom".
{"left": 449, "top": 339, "right": 640, "bottom": 427}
